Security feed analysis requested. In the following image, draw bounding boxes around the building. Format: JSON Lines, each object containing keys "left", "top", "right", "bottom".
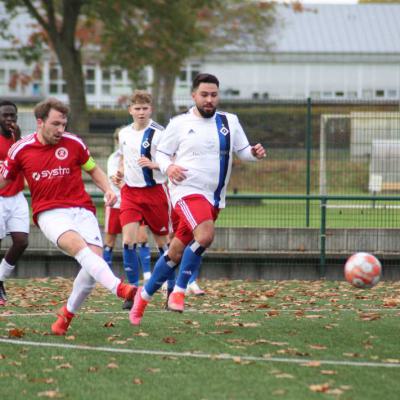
{"left": 1, "top": 3, "right": 400, "bottom": 107}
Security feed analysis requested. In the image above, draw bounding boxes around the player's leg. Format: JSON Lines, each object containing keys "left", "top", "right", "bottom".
{"left": 103, "top": 206, "right": 121, "bottom": 269}
{"left": 137, "top": 224, "right": 151, "bottom": 281}
{"left": 168, "top": 196, "right": 217, "bottom": 312}
{"left": 130, "top": 237, "right": 185, "bottom": 325}
{"left": 0, "top": 193, "right": 29, "bottom": 306}
{"left": 187, "top": 267, "right": 205, "bottom": 296}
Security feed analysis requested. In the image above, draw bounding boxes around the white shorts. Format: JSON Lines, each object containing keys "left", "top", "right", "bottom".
{"left": 37, "top": 207, "right": 103, "bottom": 248}
{"left": 0, "top": 192, "right": 30, "bottom": 240}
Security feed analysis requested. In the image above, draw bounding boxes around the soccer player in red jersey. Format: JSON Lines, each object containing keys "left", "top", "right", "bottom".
{"left": 0, "top": 101, "right": 29, "bottom": 306}
{"left": 0, "top": 98, "right": 136, "bottom": 335}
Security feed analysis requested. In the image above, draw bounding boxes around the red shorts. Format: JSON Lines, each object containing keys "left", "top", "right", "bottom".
{"left": 104, "top": 207, "right": 122, "bottom": 235}
{"left": 173, "top": 194, "right": 219, "bottom": 245}
{"left": 120, "top": 184, "right": 170, "bottom": 236}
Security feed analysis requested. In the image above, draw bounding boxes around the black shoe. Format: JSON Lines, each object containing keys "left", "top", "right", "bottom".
{"left": 164, "top": 287, "right": 173, "bottom": 310}
{"left": 0, "top": 281, "right": 7, "bottom": 306}
{"left": 122, "top": 299, "right": 133, "bottom": 310}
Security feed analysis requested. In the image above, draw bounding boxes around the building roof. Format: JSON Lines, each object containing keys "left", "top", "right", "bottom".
{"left": 222, "top": 4, "right": 400, "bottom": 54}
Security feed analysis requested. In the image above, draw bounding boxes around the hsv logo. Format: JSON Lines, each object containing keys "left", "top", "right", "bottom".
{"left": 220, "top": 125, "right": 229, "bottom": 136}
{"left": 32, "top": 166, "right": 71, "bottom": 181}
{"left": 142, "top": 140, "right": 150, "bottom": 149}
{"left": 55, "top": 147, "right": 68, "bottom": 160}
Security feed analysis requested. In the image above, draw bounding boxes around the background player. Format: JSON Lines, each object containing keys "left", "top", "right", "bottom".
{"left": 0, "top": 101, "right": 29, "bottom": 306}
{"left": 114, "top": 90, "right": 170, "bottom": 309}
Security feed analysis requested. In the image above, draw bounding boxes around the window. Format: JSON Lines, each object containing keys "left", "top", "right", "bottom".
{"left": 310, "top": 91, "right": 320, "bottom": 99}
{"left": 362, "top": 89, "right": 373, "bottom": 99}
{"left": 0, "top": 69, "right": 5, "bottom": 81}
{"left": 102, "top": 69, "right": 111, "bottom": 80}
{"left": 375, "top": 90, "right": 385, "bottom": 98}
{"left": 179, "top": 70, "right": 187, "bottom": 81}
{"left": 49, "top": 83, "right": 58, "bottom": 94}
{"left": 113, "top": 70, "right": 122, "bottom": 80}
{"left": 85, "top": 84, "right": 95, "bottom": 94}
{"left": 347, "top": 91, "right": 357, "bottom": 99}
{"left": 387, "top": 89, "right": 397, "bottom": 98}
{"left": 85, "top": 68, "right": 95, "bottom": 80}
{"left": 252, "top": 92, "right": 259, "bottom": 99}
{"left": 335, "top": 91, "right": 344, "bottom": 97}
{"left": 102, "top": 84, "right": 111, "bottom": 95}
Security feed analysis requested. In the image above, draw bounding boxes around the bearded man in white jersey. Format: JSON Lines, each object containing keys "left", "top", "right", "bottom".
{"left": 0, "top": 98, "right": 137, "bottom": 335}
{"left": 130, "top": 73, "right": 266, "bottom": 325}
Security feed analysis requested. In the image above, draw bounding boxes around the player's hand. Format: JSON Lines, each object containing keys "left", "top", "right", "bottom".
{"left": 251, "top": 143, "right": 266, "bottom": 159}
{"left": 167, "top": 164, "right": 187, "bottom": 184}
{"left": 104, "top": 189, "right": 117, "bottom": 207}
{"left": 137, "top": 156, "right": 158, "bottom": 170}
{"left": 111, "top": 170, "right": 123, "bottom": 186}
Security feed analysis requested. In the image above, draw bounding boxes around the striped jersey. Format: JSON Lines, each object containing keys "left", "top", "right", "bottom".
{"left": 0, "top": 133, "right": 24, "bottom": 196}
{"left": 156, "top": 107, "right": 251, "bottom": 208}
{"left": 0, "top": 132, "right": 95, "bottom": 224}
{"left": 118, "top": 119, "right": 166, "bottom": 187}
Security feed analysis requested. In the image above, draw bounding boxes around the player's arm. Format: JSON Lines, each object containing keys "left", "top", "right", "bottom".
{"left": 82, "top": 158, "right": 117, "bottom": 207}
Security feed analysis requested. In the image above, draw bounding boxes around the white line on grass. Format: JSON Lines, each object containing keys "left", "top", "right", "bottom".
{"left": 1, "top": 308, "right": 399, "bottom": 318}
{"left": 0, "top": 338, "right": 399, "bottom": 369}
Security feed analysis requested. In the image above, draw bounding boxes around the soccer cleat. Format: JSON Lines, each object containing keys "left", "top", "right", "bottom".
{"left": 187, "top": 281, "right": 205, "bottom": 296}
{"left": 0, "top": 281, "right": 7, "bottom": 306}
{"left": 167, "top": 291, "right": 185, "bottom": 313}
{"left": 122, "top": 299, "right": 133, "bottom": 310}
{"left": 51, "top": 305, "right": 74, "bottom": 336}
{"left": 129, "top": 287, "right": 148, "bottom": 326}
{"left": 116, "top": 281, "right": 137, "bottom": 302}
{"left": 164, "top": 287, "right": 174, "bottom": 310}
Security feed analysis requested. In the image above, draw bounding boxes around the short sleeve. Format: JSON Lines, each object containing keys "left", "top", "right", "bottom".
{"left": 231, "top": 114, "right": 251, "bottom": 153}
{"left": 156, "top": 118, "right": 180, "bottom": 157}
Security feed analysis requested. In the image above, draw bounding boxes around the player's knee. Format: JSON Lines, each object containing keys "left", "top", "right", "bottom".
{"left": 13, "top": 235, "right": 29, "bottom": 252}
{"left": 195, "top": 231, "right": 214, "bottom": 248}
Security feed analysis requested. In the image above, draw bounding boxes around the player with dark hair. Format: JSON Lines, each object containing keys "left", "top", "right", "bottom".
{"left": 130, "top": 73, "right": 266, "bottom": 324}
{"left": 0, "top": 100, "right": 29, "bottom": 306}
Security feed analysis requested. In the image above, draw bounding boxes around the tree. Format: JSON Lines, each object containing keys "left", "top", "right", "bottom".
{"left": 99, "top": 0, "right": 278, "bottom": 122}
{"left": 1, "top": 0, "right": 92, "bottom": 134}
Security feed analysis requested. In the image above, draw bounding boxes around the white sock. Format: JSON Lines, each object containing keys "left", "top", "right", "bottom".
{"left": 172, "top": 286, "right": 186, "bottom": 294}
{"left": 141, "top": 287, "right": 152, "bottom": 301}
{"left": 66, "top": 268, "right": 96, "bottom": 314}
{"left": 143, "top": 272, "right": 151, "bottom": 281}
{"left": 0, "top": 258, "right": 15, "bottom": 281}
{"left": 75, "top": 247, "right": 120, "bottom": 294}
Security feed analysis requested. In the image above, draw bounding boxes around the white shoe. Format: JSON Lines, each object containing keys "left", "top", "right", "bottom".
{"left": 187, "top": 281, "right": 205, "bottom": 296}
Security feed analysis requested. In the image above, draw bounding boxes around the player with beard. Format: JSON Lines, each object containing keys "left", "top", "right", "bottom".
{"left": 0, "top": 98, "right": 137, "bottom": 334}
{"left": 130, "top": 73, "right": 266, "bottom": 325}
{"left": 0, "top": 101, "right": 29, "bottom": 306}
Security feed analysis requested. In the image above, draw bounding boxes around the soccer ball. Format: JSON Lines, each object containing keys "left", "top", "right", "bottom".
{"left": 344, "top": 252, "right": 382, "bottom": 289}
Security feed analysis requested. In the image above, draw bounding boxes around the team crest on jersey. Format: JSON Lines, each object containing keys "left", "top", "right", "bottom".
{"left": 55, "top": 147, "right": 68, "bottom": 160}
{"left": 220, "top": 125, "right": 229, "bottom": 136}
{"left": 142, "top": 140, "right": 150, "bottom": 149}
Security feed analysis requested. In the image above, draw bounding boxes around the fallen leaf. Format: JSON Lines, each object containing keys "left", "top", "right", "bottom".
{"left": 107, "top": 363, "right": 119, "bottom": 369}
{"left": 8, "top": 328, "right": 24, "bottom": 338}
{"left": 37, "top": 390, "right": 63, "bottom": 398}
{"left": 133, "top": 378, "right": 143, "bottom": 384}
{"left": 163, "top": 337, "right": 177, "bottom": 344}
{"left": 309, "top": 383, "right": 330, "bottom": 393}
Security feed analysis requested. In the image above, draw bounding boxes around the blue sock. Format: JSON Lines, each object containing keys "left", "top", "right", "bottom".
{"left": 123, "top": 244, "right": 139, "bottom": 286}
{"left": 103, "top": 246, "right": 113, "bottom": 269}
{"left": 188, "top": 267, "right": 200, "bottom": 284}
{"left": 139, "top": 243, "right": 151, "bottom": 274}
{"left": 158, "top": 245, "right": 175, "bottom": 290}
{"left": 144, "top": 254, "right": 176, "bottom": 296}
{"left": 176, "top": 241, "right": 205, "bottom": 290}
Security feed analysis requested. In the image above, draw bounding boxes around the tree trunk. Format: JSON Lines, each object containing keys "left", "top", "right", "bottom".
{"left": 152, "top": 66, "right": 177, "bottom": 125}
{"left": 55, "top": 46, "right": 89, "bottom": 136}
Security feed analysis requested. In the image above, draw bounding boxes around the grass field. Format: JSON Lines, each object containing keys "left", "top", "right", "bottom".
{"left": 1, "top": 278, "right": 400, "bottom": 399}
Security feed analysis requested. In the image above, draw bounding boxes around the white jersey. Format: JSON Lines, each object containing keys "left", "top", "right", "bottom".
{"left": 156, "top": 107, "right": 253, "bottom": 209}
{"left": 118, "top": 119, "right": 166, "bottom": 187}
{"left": 106, "top": 149, "right": 122, "bottom": 208}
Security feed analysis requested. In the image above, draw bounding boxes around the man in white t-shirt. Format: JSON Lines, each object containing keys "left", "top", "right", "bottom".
{"left": 130, "top": 73, "right": 266, "bottom": 325}
{"left": 114, "top": 91, "right": 170, "bottom": 309}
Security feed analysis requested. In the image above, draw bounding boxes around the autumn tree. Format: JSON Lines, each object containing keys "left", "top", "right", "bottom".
{"left": 0, "top": 0, "right": 94, "bottom": 134}
{"left": 99, "top": 0, "right": 278, "bottom": 122}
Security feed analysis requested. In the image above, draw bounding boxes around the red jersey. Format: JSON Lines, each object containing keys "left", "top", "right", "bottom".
{"left": 1, "top": 132, "right": 96, "bottom": 224}
{"left": 0, "top": 133, "right": 24, "bottom": 196}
